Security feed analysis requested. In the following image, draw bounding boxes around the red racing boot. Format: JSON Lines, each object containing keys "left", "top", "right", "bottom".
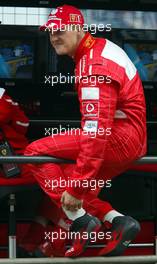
{"left": 98, "top": 216, "right": 140, "bottom": 256}
{"left": 65, "top": 213, "right": 101, "bottom": 257}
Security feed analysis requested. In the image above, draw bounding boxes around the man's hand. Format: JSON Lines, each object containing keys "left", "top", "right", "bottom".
{"left": 61, "top": 191, "right": 83, "bottom": 212}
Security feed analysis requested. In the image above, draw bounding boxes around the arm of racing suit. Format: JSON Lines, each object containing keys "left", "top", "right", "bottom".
{"left": 66, "top": 77, "right": 119, "bottom": 199}
{"left": 11, "top": 103, "right": 29, "bottom": 135}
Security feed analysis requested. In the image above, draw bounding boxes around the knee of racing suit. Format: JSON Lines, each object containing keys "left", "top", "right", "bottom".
{"left": 24, "top": 140, "right": 39, "bottom": 156}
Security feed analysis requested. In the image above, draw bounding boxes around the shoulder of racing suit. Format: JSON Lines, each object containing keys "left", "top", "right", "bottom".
{"left": 75, "top": 38, "right": 137, "bottom": 86}
{"left": 0, "top": 87, "right": 29, "bottom": 132}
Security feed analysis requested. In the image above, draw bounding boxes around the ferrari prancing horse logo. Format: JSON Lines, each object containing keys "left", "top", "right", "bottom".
{"left": 1, "top": 148, "right": 7, "bottom": 156}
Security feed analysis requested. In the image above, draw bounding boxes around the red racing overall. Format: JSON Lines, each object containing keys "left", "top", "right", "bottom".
{"left": 25, "top": 32, "right": 147, "bottom": 221}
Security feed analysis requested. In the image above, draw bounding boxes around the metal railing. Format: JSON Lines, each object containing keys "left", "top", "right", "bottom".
{"left": 29, "top": 119, "right": 157, "bottom": 125}
{"left": 0, "top": 155, "right": 157, "bottom": 164}
{"left": 0, "top": 255, "right": 157, "bottom": 264}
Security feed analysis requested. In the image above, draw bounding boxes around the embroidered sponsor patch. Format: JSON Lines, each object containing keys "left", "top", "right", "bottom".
{"left": 81, "top": 55, "right": 87, "bottom": 74}
{"left": 82, "top": 102, "right": 99, "bottom": 117}
{"left": 69, "top": 14, "right": 81, "bottom": 22}
{"left": 83, "top": 120, "right": 98, "bottom": 132}
{"left": 81, "top": 87, "right": 99, "bottom": 100}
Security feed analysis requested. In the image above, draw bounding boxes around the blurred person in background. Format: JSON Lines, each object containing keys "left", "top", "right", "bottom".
{"left": 0, "top": 87, "right": 64, "bottom": 257}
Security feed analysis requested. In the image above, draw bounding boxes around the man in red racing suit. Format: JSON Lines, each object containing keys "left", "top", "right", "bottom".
{"left": 25, "top": 4, "right": 147, "bottom": 257}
